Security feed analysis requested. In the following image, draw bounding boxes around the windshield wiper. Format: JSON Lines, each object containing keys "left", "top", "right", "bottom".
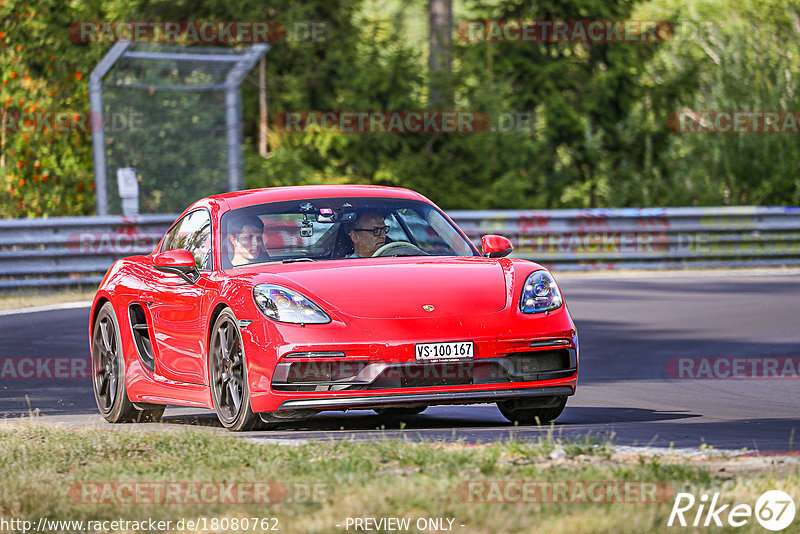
{"left": 281, "top": 258, "right": 315, "bottom": 263}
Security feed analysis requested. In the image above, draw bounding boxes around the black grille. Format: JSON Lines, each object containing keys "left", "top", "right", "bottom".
{"left": 129, "top": 303, "right": 154, "bottom": 372}
{"left": 507, "top": 349, "right": 571, "bottom": 374}
{"left": 271, "top": 348, "right": 576, "bottom": 391}
{"left": 284, "top": 361, "right": 368, "bottom": 383}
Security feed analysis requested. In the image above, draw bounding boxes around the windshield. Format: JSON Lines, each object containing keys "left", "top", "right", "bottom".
{"left": 220, "top": 197, "right": 479, "bottom": 268}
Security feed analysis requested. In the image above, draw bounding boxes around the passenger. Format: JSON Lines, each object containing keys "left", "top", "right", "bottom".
{"left": 348, "top": 212, "right": 390, "bottom": 257}
{"left": 228, "top": 215, "right": 269, "bottom": 266}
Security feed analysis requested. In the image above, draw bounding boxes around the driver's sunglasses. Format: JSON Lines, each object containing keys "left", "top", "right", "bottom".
{"left": 353, "top": 225, "right": 390, "bottom": 237}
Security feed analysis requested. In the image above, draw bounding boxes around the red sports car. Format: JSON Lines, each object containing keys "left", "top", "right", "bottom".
{"left": 90, "top": 185, "right": 578, "bottom": 431}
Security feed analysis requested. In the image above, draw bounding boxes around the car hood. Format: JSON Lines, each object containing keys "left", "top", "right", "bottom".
{"left": 258, "top": 257, "right": 509, "bottom": 319}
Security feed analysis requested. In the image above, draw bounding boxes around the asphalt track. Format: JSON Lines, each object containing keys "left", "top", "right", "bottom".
{"left": 1, "top": 270, "right": 798, "bottom": 451}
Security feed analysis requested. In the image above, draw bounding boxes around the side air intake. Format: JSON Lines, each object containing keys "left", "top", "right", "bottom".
{"left": 129, "top": 303, "right": 155, "bottom": 372}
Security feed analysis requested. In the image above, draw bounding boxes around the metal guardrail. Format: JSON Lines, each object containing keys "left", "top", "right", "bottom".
{"left": 452, "top": 206, "right": 800, "bottom": 270}
{"left": 0, "top": 207, "right": 799, "bottom": 289}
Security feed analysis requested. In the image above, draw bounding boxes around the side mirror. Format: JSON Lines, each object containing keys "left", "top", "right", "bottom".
{"left": 481, "top": 235, "right": 514, "bottom": 258}
{"left": 153, "top": 249, "right": 200, "bottom": 283}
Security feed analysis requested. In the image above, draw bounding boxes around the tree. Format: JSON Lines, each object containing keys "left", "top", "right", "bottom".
{"left": 428, "top": 0, "right": 452, "bottom": 107}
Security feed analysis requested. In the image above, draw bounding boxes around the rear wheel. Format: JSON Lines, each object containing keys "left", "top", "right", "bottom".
{"left": 92, "top": 302, "right": 164, "bottom": 423}
{"left": 209, "top": 309, "right": 262, "bottom": 431}
{"left": 374, "top": 405, "right": 428, "bottom": 417}
{"left": 497, "top": 397, "right": 567, "bottom": 425}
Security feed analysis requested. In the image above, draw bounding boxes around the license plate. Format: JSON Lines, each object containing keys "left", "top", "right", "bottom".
{"left": 415, "top": 341, "right": 474, "bottom": 362}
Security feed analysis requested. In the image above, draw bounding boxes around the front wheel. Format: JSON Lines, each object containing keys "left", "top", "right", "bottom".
{"left": 209, "top": 309, "right": 262, "bottom": 431}
{"left": 497, "top": 397, "right": 567, "bottom": 425}
{"left": 92, "top": 302, "right": 164, "bottom": 423}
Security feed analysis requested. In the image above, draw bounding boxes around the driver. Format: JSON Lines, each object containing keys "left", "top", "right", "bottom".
{"left": 348, "top": 212, "right": 390, "bottom": 258}
{"left": 228, "top": 215, "right": 269, "bottom": 266}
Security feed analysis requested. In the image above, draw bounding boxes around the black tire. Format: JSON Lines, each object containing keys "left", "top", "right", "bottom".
{"left": 92, "top": 302, "right": 164, "bottom": 423}
{"left": 497, "top": 397, "right": 567, "bottom": 425}
{"left": 373, "top": 405, "right": 428, "bottom": 417}
{"left": 209, "top": 309, "right": 262, "bottom": 431}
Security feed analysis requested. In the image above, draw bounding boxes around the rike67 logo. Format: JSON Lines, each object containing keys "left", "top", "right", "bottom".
{"left": 668, "top": 490, "right": 796, "bottom": 531}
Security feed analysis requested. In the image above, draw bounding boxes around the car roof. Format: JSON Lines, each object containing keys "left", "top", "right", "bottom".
{"left": 187, "top": 185, "right": 430, "bottom": 214}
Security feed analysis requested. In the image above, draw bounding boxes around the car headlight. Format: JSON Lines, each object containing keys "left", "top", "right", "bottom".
{"left": 253, "top": 284, "right": 331, "bottom": 324}
{"left": 519, "top": 271, "right": 563, "bottom": 313}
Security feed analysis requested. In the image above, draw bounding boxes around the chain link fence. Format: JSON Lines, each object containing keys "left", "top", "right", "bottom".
{"left": 90, "top": 43, "right": 267, "bottom": 215}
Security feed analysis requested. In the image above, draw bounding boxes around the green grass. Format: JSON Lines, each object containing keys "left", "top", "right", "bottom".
{"left": 0, "top": 422, "right": 797, "bottom": 533}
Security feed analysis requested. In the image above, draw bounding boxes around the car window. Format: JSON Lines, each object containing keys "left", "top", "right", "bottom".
{"left": 385, "top": 213, "right": 411, "bottom": 243}
{"left": 221, "top": 197, "right": 479, "bottom": 264}
{"left": 394, "top": 208, "right": 472, "bottom": 255}
{"left": 260, "top": 214, "right": 340, "bottom": 257}
{"left": 162, "top": 210, "right": 213, "bottom": 270}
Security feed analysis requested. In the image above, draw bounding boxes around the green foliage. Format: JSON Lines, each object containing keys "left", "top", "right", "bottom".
{"left": 0, "top": 0, "right": 107, "bottom": 216}
{"left": 645, "top": 0, "right": 800, "bottom": 205}
{"left": 247, "top": 0, "right": 800, "bottom": 209}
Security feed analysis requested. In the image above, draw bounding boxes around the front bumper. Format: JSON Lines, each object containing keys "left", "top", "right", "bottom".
{"left": 277, "top": 385, "right": 574, "bottom": 411}
{"left": 246, "top": 341, "right": 577, "bottom": 414}
{"left": 272, "top": 346, "right": 576, "bottom": 391}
